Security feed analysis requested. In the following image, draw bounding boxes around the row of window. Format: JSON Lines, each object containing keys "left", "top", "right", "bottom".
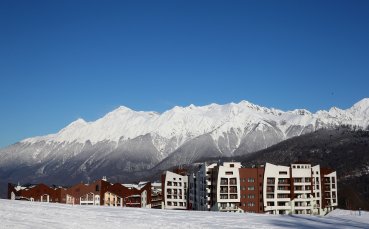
{"left": 220, "top": 178, "right": 237, "bottom": 185}
{"left": 166, "top": 181, "right": 186, "bottom": 187}
{"left": 292, "top": 165, "right": 310, "bottom": 169}
{"left": 240, "top": 202, "right": 255, "bottom": 207}
{"left": 240, "top": 186, "right": 256, "bottom": 191}
{"left": 220, "top": 194, "right": 238, "bottom": 199}
{"left": 241, "top": 194, "right": 255, "bottom": 199}
{"left": 240, "top": 178, "right": 255, "bottom": 182}
{"left": 166, "top": 201, "right": 187, "bottom": 207}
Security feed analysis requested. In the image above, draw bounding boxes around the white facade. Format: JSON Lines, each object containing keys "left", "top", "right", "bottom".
{"left": 263, "top": 163, "right": 291, "bottom": 215}
{"left": 211, "top": 162, "right": 243, "bottom": 212}
{"left": 163, "top": 171, "right": 188, "bottom": 210}
{"left": 263, "top": 163, "right": 337, "bottom": 215}
{"left": 290, "top": 163, "right": 315, "bottom": 215}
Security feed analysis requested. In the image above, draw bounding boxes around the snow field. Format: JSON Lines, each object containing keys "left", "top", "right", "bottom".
{"left": 1, "top": 199, "right": 368, "bottom": 229}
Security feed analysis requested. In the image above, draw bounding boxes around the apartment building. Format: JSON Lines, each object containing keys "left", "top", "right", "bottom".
{"left": 151, "top": 182, "right": 163, "bottom": 209}
{"left": 263, "top": 162, "right": 338, "bottom": 215}
{"left": 189, "top": 162, "right": 217, "bottom": 211}
{"left": 239, "top": 167, "right": 265, "bottom": 213}
{"left": 162, "top": 170, "right": 188, "bottom": 210}
{"left": 210, "top": 162, "right": 243, "bottom": 212}
{"left": 321, "top": 168, "right": 338, "bottom": 214}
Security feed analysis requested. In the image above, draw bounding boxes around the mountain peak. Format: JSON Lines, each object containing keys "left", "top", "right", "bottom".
{"left": 115, "top": 106, "right": 133, "bottom": 112}
{"left": 352, "top": 98, "right": 369, "bottom": 109}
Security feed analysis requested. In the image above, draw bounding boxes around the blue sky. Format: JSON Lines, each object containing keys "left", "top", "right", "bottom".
{"left": 0, "top": 0, "right": 368, "bottom": 147}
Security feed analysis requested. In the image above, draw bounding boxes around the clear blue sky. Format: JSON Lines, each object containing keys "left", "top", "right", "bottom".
{"left": 0, "top": 0, "right": 368, "bottom": 147}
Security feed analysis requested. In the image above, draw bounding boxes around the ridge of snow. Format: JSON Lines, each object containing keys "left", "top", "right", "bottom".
{"left": 21, "top": 99, "right": 369, "bottom": 151}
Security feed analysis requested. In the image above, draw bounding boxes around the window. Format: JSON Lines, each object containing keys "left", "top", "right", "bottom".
{"left": 248, "top": 194, "right": 255, "bottom": 199}
{"left": 248, "top": 178, "right": 255, "bottom": 182}
{"left": 229, "top": 186, "right": 237, "bottom": 193}
{"left": 248, "top": 186, "right": 255, "bottom": 191}
{"left": 167, "top": 201, "right": 172, "bottom": 206}
{"left": 278, "top": 178, "right": 289, "bottom": 184}
{"left": 247, "top": 202, "right": 255, "bottom": 207}
{"left": 279, "top": 171, "right": 287, "bottom": 175}
{"left": 167, "top": 181, "right": 172, "bottom": 186}
{"left": 225, "top": 171, "right": 233, "bottom": 175}
{"left": 230, "top": 164, "right": 234, "bottom": 168}
{"left": 95, "top": 185, "right": 100, "bottom": 192}
{"left": 230, "top": 178, "right": 237, "bottom": 185}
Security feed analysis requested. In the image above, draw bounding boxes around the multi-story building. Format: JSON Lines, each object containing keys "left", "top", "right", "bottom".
{"left": 189, "top": 162, "right": 217, "bottom": 211}
{"left": 263, "top": 162, "right": 338, "bottom": 215}
{"left": 151, "top": 182, "right": 163, "bottom": 209}
{"left": 162, "top": 170, "right": 188, "bottom": 210}
{"left": 321, "top": 168, "right": 338, "bottom": 214}
{"left": 210, "top": 162, "right": 243, "bottom": 212}
{"left": 239, "top": 166, "right": 265, "bottom": 213}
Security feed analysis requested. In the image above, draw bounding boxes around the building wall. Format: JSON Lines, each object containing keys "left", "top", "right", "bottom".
{"left": 263, "top": 163, "right": 292, "bottom": 214}
{"left": 321, "top": 169, "right": 338, "bottom": 214}
{"left": 263, "top": 163, "right": 337, "bottom": 215}
{"left": 61, "top": 180, "right": 102, "bottom": 205}
{"left": 211, "top": 162, "right": 243, "bottom": 212}
{"left": 189, "top": 163, "right": 217, "bottom": 211}
{"left": 239, "top": 167, "right": 264, "bottom": 213}
{"left": 162, "top": 171, "right": 188, "bottom": 210}
{"left": 8, "top": 183, "right": 62, "bottom": 203}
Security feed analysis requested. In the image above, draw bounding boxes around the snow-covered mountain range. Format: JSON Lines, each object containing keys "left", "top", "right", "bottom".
{"left": 0, "top": 98, "right": 368, "bottom": 185}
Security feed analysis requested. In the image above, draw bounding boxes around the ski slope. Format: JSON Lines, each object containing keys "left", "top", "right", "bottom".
{"left": 1, "top": 199, "right": 368, "bottom": 229}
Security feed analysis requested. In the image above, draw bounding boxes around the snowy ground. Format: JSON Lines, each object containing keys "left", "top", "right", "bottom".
{"left": 1, "top": 199, "right": 368, "bottom": 229}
